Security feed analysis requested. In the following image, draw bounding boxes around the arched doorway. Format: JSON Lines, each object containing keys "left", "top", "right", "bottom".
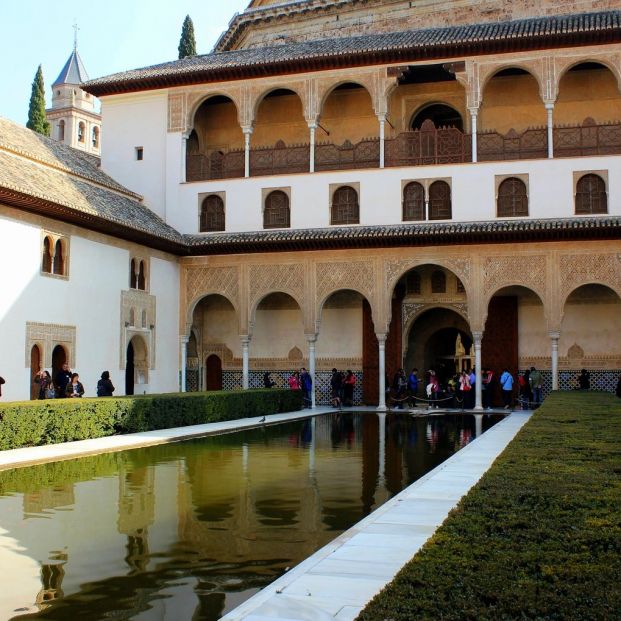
{"left": 125, "top": 336, "right": 149, "bottom": 396}
{"left": 411, "top": 103, "right": 463, "bottom": 130}
{"left": 52, "top": 345, "right": 67, "bottom": 383}
{"left": 30, "top": 344, "right": 41, "bottom": 400}
{"left": 205, "top": 355, "right": 223, "bottom": 391}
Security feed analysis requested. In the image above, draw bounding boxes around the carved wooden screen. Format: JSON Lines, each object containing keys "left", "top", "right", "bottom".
{"left": 331, "top": 186, "right": 359, "bottom": 225}
{"left": 200, "top": 195, "right": 225, "bottom": 232}
{"left": 428, "top": 181, "right": 452, "bottom": 220}
{"left": 402, "top": 182, "right": 425, "bottom": 221}
{"left": 575, "top": 174, "right": 607, "bottom": 214}
{"left": 431, "top": 270, "right": 446, "bottom": 293}
{"left": 264, "top": 191, "right": 290, "bottom": 229}
{"left": 497, "top": 177, "right": 528, "bottom": 217}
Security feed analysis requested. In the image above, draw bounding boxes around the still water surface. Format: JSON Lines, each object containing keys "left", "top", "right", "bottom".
{"left": 0, "top": 412, "right": 502, "bottom": 620}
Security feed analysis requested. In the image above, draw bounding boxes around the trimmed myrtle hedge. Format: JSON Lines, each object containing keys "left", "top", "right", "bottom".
{"left": 357, "top": 391, "right": 621, "bottom": 621}
{"left": 0, "top": 389, "right": 303, "bottom": 450}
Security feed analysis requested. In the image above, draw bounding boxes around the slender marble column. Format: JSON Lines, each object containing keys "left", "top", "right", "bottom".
{"left": 473, "top": 331, "right": 483, "bottom": 410}
{"left": 470, "top": 108, "right": 478, "bottom": 163}
{"left": 180, "top": 336, "right": 189, "bottom": 393}
{"left": 545, "top": 103, "right": 555, "bottom": 159}
{"left": 550, "top": 331, "right": 560, "bottom": 391}
{"left": 181, "top": 133, "right": 188, "bottom": 182}
{"left": 378, "top": 114, "right": 386, "bottom": 169}
{"left": 241, "top": 336, "right": 250, "bottom": 390}
{"left": 377, "top": 334, "right": 387, "bottom": 412}
{"left": 243, "top": 127, "right": 253, "bottom": 178}
{"left": 378, "top": 412, "right": 386, "bottom": 485}
{"left": 308, "top": 122, "right": 317, "bottom": 173}
{"left": 307, "top": 335, "right": 317, "bottom": 408}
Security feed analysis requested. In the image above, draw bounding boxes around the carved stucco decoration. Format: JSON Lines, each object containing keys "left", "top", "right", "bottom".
{"left": 249, "top": 263, "right": 305, "bottom": 313}
{"left": 385, "top": 257, "right": 472, "bottom": 292}
{"left": 25, "top": 322, "right": 76, "bottom": 368}
{"left": 477, "top": 56, "right": 547, "bottom": 103}
{"left": 559, "top": 253, "right": 621, "bottom": 305}
{"left": 552, "top": 51, "right": 621, "bottom": 100}
{"left": 120, "top": 290, "right": 157, "bottom": 371}
{"left": 482, "top": 255, "right": 547, "bottom": 305}
{"left": 186, "top": 266, "right": 240, "bottom": 315}
{"left": 316, "top": 260, "right": 375, "bottom": 307}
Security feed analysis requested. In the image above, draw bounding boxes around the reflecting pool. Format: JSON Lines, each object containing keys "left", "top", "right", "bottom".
{"left": 0, "top": 412, "right": 502, "bottom": 620}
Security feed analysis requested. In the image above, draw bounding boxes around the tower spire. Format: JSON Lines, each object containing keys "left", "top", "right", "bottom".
{"left": 73, "top": 19, "right": 79, "bottom": 51}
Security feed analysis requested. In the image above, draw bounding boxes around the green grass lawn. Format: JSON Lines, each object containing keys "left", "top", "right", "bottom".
{"left": 357, "top": 391, "right": 621, "bottom": 621}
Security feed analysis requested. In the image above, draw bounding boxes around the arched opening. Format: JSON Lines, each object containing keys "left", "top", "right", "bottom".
{"left": 77, "top": 122, "right": 85, "bottom": 143}
{"left": 556, "top": 62, "right": 621, "bottom": 127}
{"left": 42, "top": 236, "right": 53, "bottom": 273}
{"left": 186, "top": 332, "right": 199, "bottom": 392}
{"left": 560, "top": 284, "right": 621, "bottom": 392}
{"left": 263, "top": 190, "right": 290, "bottom": 229}
{"left": 402, "top": 181, "right": 425, "bottom": 221}
{"left": 411, "top": 103, "right": 463, "bottom": 131}
{"left": 317, "top": 290, "right": 368, "bottom": 405}
{"left": 575, "top": 174, "right": 607, "bottom": 215}
{"left": 205, "top": 354, "right": 223, "bottom": 391}
{"left": 126, "top": 335, "right": 148, "bottom": 395}
{"left": 51, "top": 345, "right": 67, "bottom": 383}
{"left": 191, "top": 294, "right": 238, "bottom": 389}
{"left": 330, "top": 186, "right": 359, "bottom": 225}
{"left": 129, "top": 308, "right": 135, "bottom": 327}
{"left": 137, "top": 261, "right": 146, "bottom": 291}
{"left": 187, "top": 95, "right": 243, "bottom": 181}
{"left": 480, "top": 68, "right": 545, "bottom": 134}
{"left": 483, "top": 286, "right": 545, "bottom": 406}
{"left": 200, "top": 195, "right": 225, "bottom": 232}
{"left": 92, "top": 126, "right": 99, "bottom": 149}
{"left": 429, "top": 181, "right": 452, "bottom": 220}
{"left": 130, "top": 258, "right": 137, "bottom": 289}
{"left": 58, "top": 120, "right": 65, "bottom": 142}
{"left": 53, "top": 239, "right": 64, "bottom": 275}
{"left": 497, "top": 177, "right": 528, "bottom": 217}
{"left": 30, "top": 344, "right": 41, "bottom": 400}
{"left": 254, "top": 89, "right": 307, "bottom": 147}
{"left": 141, "top": 310, "right": 147, "bottom": 328}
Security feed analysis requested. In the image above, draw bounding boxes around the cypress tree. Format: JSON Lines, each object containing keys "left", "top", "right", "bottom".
{"left": 26, "top": 65, "right": 51, "bottom": 136}
{"left": 178, "top": 15, "right": 197, "bottom": 59}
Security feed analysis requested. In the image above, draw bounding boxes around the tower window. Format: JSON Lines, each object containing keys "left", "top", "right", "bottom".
{"left": 92, "top": 126, "right": 99, "bottom": 149}
{"left": 77, "top": 122, "right": 85, "bottom": 143}
{"left": 135, "top": 147, "right": 144, "bottom": 161}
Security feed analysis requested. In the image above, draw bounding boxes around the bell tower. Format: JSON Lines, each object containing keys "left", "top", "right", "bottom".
{"left": 46, "top": 27, "right": 101, "bottom": 155}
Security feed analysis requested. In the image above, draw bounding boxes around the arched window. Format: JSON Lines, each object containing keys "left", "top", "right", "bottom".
{"left": 428, "top": 181, "right": 452, "bottom": 220}
{"left": 92, "top": 126, "right": 99, "bottom": 148}
{"left": 575, "top": 174, "right": 607, "bottom": 215}
{"left": 42, "top": 236, "right": 53, "bottom": 273}
{"left": 431, "top": 270, "right": 446, "bottom": 293}
{"left": 52, "top": 239, "right": 64, "bottom": 275}
{"left": 331, "top": 186, "right": 359, "bottom": 225}
{"left": 138, "top": 261, "right": 146, "bottom": 291}
{"left": 200, "top": 195, "right": 225, "bottom": 232}
{"left": 403, "top": 182, "right": 425, "bottom": 221}
{"left": 77, "top": 122, "right": 85, "bottom": 143}
{"left": 406, "top": 271, "right": 421, "bottom": 294}
{"left": 497, "top": 177, "right": 528, "bottom": 217}
{"left": 130, "top": 259, "right": 137, "bottom": 289}
{"left": 58, "top": 120, "right": 65, "bottom": 142}
{"left": 263, "top": 191, "right": 290, "bottom": 229}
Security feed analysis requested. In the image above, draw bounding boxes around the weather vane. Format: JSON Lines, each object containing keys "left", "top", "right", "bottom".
{"left": 73, "top": 20, "right": 79, "bottom": 51}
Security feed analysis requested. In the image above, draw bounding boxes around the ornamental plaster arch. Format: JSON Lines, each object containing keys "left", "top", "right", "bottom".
{"left": 185, "top": 291, "right": 240, "bottom": 338}
{"left": 554, "top": 56, "right": 621, "bottom": 98}
{"left": 315, "top": 287, "right": 378, "bottom": 335}
{"left": 317, "top": 78, "right": 376, "bottom": 120}
{"left": 186, "top": 91, "right": 244, "bottom": 134}
{"left": 408, "top": 101, "right": 465, "bottom": 129}
{"left": 559, "top": 281, "right": 621, "bottom": 324}
{"left": 480, "top": 283, "right": 547, "bottom": 330}
{"left": 479, "top": 62, "right": 546, "bottom": 104}
{"left": 248, "top": 289, "right": 307, "bottom": 338}
{"left": 249, "top": 84, "right": 307, "bottom": 125}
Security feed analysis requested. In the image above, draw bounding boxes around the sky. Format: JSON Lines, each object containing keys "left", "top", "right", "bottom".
{"left": 0, "top": 0, "right": 249, "bottom": 125}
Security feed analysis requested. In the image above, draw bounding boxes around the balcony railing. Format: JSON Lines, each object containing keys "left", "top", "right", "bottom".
{"left": 185, "top": 119, "right": 621, "bottom": 182}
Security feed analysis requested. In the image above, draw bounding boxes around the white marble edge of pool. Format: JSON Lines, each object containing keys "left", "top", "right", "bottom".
{"left": 0, "top": 406, "right": 338, "bottom": 471}
{"left": 220, "top": 410, "right": 533, "bottom": 621}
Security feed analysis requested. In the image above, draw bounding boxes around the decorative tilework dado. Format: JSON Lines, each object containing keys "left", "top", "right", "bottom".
{"left": 519, "top": 369, "right": 620, "bottom": 400}
{"left": 222, "top": 371, "right": 365, "bottom": 405}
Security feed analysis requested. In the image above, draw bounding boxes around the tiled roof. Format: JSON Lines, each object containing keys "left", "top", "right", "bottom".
{"left": 84, "top": 10, "right": 621, "bottom": 96}
{"left": 184, "top": 216, "right": 621, "bottom": 254}
{"left": 53, "top": 48, "right": 90, "bottom": 86}
{"left": 0, "top": 118, "right": 184, "bottom": 250}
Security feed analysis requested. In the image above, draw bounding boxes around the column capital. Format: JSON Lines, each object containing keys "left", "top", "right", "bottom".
{"left": 307, "top": 120, "right": 318, "bottom": 130}
{"left": 548, "top": 330, "right": 561, "bottom": 340}
{"left": 544, "top": 100, "right": 556, "bottom": 110}
{"left": 467, "top": 106, "right": 480, "bottom": 116}
{"left": 240, "top": 335, "right": 251, "bottom": 345}
{"left": 472, "top": 330, "right": 484, "bottom": 341}
{"left": 376, "top": 113, "right": 387, "bottom": 122}
{"left": 242, "top": 125, "right": 254, "bottom": 136}
{"left": 305, "top": 333, "right": 318, "bottom": 344}
{"left": 180, "top": 335, "right": 190, "bottom": 345}
{"left": 375, "top": 333, "right": 387, "bottom": 343}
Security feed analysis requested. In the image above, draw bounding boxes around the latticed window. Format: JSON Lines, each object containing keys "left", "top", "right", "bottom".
{"left": 406, "top": 271, "right": 421, "bottom": 294}
{"left": 403, "top": 182, "right": 425, "bottom": 221}
{"left": 497, "top": 177, "right": 528, "bottom": 217}
{"left": 575, "top": 174, "right": 607, "bottom": 215}
{"left": 264, "top": 191, "right": 290, "bottom": 229}
{"left": 331, "top": 186, "right": 359, "bottom": 225}
{"left": 431, "top": 270, "right": 446, "bottom": 293}
{"left": 42, "top": 236, "right": 53, "bottom": 273}
{"left": 428, "top": 181, "right": 452, "bottom": 220}
{"left": 200, "top": 195, "right": 225, "bottom": 232}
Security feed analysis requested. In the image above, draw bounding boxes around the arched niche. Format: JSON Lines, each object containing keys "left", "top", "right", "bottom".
{"left": 191, "top": 95, "right": 243, "bottom": 154}
{"left": 319, "top": 82, "right": 376, "bottom": 146}
{"left": 191, "top": 294, "right": 239, "bottom": 362}
{"left": 252, "top": 292, "right": 305, "bottom": 361}
{"left": 556, "top": 62, "right": 621, "bottom": 126}
{"left": 481, "top": 67, "right": 545, "bottom": 134}
{"left": 125, "top": 335, "right": 148, "bottom": 395}
{"left": 253, "top": 88, "right": 307, "bottom": 147}
{"left": 51, "top": 344, "right": 67, "bottom": 381}
{"left": 560, "top": 284, "right": 621, "bottom": 368}
{"left": 30, "top": 344, "right": 41, "bottom": 400}
{"left": 411, "top": 103, "right": 464, "bottom": 131}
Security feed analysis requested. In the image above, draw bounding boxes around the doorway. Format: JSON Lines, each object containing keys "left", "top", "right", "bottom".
{"left": 205, "top": 354, "right": 223, "bottom": 390}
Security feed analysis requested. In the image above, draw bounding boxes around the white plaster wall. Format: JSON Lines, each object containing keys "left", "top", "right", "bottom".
{"left": 0, "top": 211, "right": 179, "bottom": 401}
{"left": 100, "top": 93, "right": 169, "bottom": 219}
{"left": 171, "top": 155, "right": 621, "bottom": 234}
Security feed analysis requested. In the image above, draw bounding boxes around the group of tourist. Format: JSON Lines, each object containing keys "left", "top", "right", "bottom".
{"left": 31, "top": 364, "right": 115, "bottom": 399}
{"left": 264, "top": 368, "right": 313, "bottom": 407}
{"left": 329, "top": 369, "right": 356, "bottom": 408}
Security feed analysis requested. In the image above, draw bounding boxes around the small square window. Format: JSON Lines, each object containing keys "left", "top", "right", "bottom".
{"left": 135, "top": 147, "right": 144, "bottom": 161}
